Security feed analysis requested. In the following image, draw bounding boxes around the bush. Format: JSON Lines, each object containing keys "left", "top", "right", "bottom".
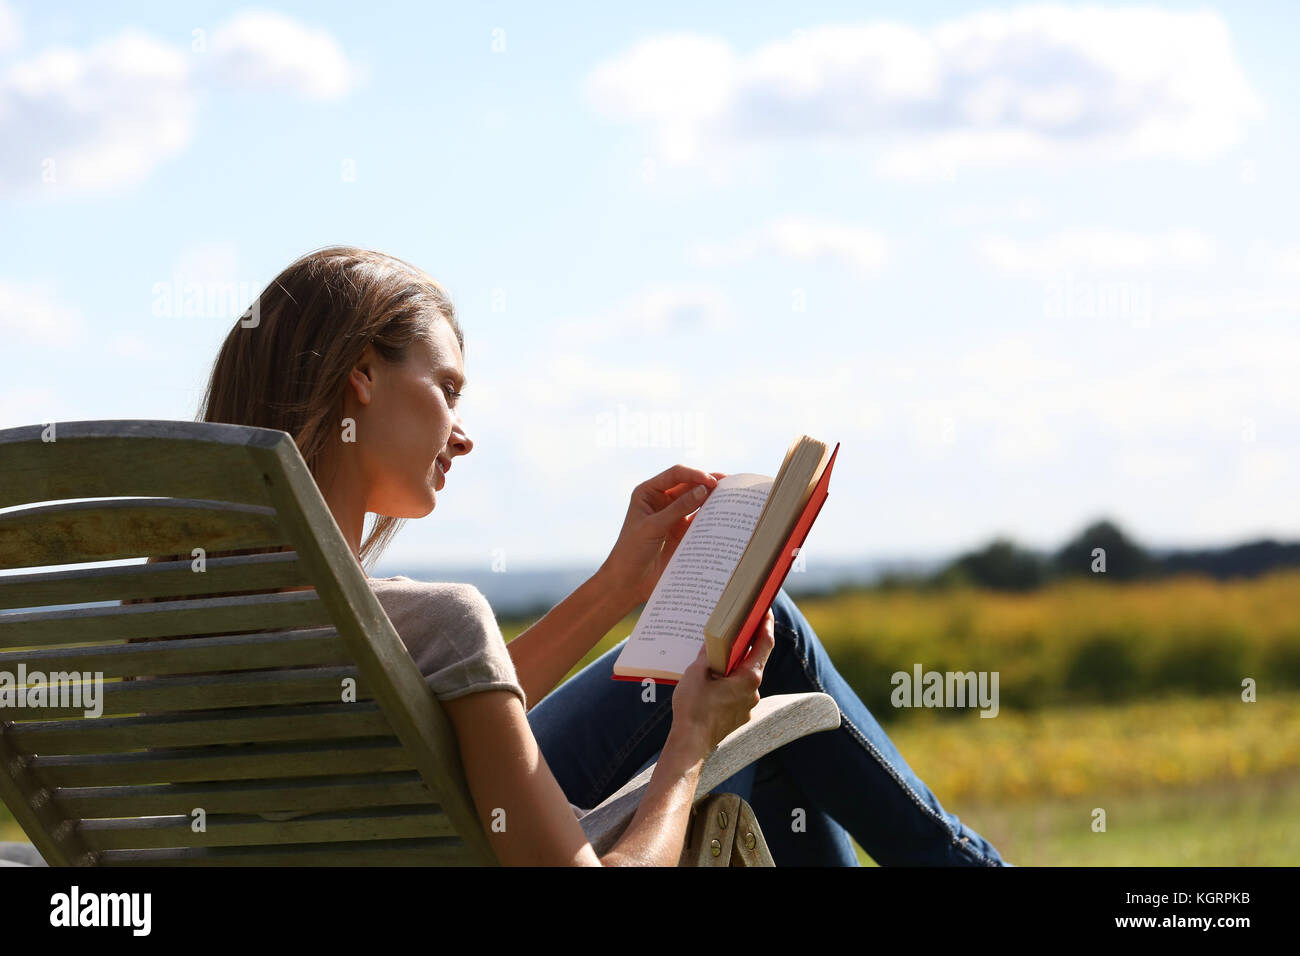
{"left": 1064, "top": 633, "right": 1143, "bottom": 702}
{"left": 1152, "top": 632, "right": 1248, "bottom": 695}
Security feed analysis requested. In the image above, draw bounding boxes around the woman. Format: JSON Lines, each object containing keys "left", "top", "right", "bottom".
{"left": 198, "top": 245, "right": 1008, "bottom": 867}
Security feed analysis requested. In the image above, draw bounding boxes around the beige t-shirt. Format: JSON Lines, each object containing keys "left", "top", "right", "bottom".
{"left": 262, "top": 576, "right": 590, "bottom": 822}
{"left": 368, "top": 575, "right": 529, "bottom": 711}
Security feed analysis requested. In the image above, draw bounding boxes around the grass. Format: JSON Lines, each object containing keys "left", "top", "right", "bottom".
{"left": 881, "top": 692, "right": 1300, "bottom": 802}
{"left": 848, "top": 771, "right": 1300, "bottom": 866}
{"left": 840, "top": 691, "right": 1300, "bottom": 865}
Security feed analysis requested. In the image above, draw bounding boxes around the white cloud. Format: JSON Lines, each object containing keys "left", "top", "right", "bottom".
{"left": 1242, "top": 241, "right": 1300, "bottom": 277}
{"left": 585, "top": 33, "right": 739, "bottom": 165}
{"left": 553, "top": 284, "right": 735, "bottom": 343}
{"left": 0, "top": 1, "right": 20, "bottom": 53}
{"left": 694, "top": 216, "right": 890, "bottom": 274}
{"left": 1156, "top": 290, "right": 1300, "bottom": 323}
{"left": 209, "top": 11, "right": 357, "bottom": 100}
{"left": 585, "top": 6, "right": 1264, "bottom": 178}
{"left": 976, "top": 229, "right": 1217, "bottom": 276}
{"left": 1112, "top": 449, "right": 1206, "bottom": 482}
{"left": 0, "top": 279, "right": 85, "bottom": 345}
{"left": 949, "top": 197, "right": 1042, "bottom": 227}
{"left": 0, "top": 13, "right": 356, "bottom": 194}
{"left": 0, "top": 30, "right": 195, "bottom": 193}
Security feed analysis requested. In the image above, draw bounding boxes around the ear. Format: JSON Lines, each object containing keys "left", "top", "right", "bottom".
{"left": 346, "top": 346, "right": 377, "bottom": 406}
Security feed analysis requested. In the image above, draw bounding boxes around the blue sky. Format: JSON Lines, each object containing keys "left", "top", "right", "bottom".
{"left": 2, "top": 1, "right": 1297, "bottom": 573}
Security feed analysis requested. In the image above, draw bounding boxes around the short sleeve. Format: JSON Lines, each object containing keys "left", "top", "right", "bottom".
{"left": 368, "top": 577, "right": 528, "bottom": 712}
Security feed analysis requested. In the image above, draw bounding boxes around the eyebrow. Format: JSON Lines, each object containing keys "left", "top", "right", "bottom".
{"left": 439, "top": 365, "right": 468, "bottom": 390}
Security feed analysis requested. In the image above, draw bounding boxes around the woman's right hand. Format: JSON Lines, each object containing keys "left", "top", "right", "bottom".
{"left": 669, "top": 608, "right": 776, "bottom": 755}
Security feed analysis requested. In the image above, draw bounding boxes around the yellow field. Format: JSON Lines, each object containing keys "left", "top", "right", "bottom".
{"left": 886, "top": 692, "right": 1300, "bottom": 803}
{"left": 508, "top": 568, "right": 1300, "bottom": 715}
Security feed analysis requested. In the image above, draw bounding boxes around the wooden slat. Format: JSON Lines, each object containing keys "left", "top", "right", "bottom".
{"left": 0, "top": 420, "right": 283, "bottom": 510}
{"left": 54, "top": 771, "right": 434, "bottom": 817}
{"left": 78, "top": 806, "right": 456, "bottom": 850}
{"left": 0, "top": 727, "right": 91, "bottom": 866}
{"left": 8, "top": 701, "right": 390, "bottom": 755}
{"left": 0, "top": 626, "right": 346, "bottom": 680}
{"left": 0, "top": 552, "right": 307, "bottom": 611}
{"left": 96, "top": 837, "right": 480, "bottom": 867}
{"left": 0, "top": 497, "right": 288, "bottom": 570}
{"left": 29, "top": 738, "right": 413, "bottom": 787}
{"left": 1, "top": 665, "right": 372, "bottom": 720}
{"left": 0, "top": 590, "right": 330, "bottom": 648}
{"left": 1, "top": 421, "right": 495, "bottom": 866}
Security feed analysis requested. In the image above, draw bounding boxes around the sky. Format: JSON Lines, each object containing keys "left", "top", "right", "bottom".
{"left": 1, "top": 0, "right": 1297, "bottom": 576}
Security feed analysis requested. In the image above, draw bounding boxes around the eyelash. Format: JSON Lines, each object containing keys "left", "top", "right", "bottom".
{"left": 443, "top": 383, "right": 462, "bottom": 407}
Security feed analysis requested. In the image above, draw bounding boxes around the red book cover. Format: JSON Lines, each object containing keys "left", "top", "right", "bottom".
{"left": 611, "top": 441, "right": 839, "bottom": 685}
{"left": 720, "top": 440, "right": 839, "bottom": 677}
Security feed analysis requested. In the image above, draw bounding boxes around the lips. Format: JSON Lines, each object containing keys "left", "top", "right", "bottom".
{"left": 436, "top": 456, "right": 451, "bottom": 485}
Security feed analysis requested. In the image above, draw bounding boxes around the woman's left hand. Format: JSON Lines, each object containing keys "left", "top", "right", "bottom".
{"left": 599, "top": 465, "right": 727, "bottom": 609}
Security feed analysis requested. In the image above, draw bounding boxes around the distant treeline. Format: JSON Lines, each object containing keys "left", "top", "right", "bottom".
{"left": 880, "top": 521, "right": 1300, "bottom": 592}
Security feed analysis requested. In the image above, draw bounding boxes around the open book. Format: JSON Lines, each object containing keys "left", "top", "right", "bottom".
{"left": 612, "top": 435, "right": 840, "bottom": 684}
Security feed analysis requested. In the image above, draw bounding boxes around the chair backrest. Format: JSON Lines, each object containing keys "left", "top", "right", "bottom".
{"left": 0, "top": 420, "right": 497, "bottom": 866}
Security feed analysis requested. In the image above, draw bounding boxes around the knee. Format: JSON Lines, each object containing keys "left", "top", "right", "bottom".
{"left": 769, "top": 589, "right": 808, "bottom": 653}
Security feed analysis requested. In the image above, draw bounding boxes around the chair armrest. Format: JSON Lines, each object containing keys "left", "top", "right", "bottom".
{"left": 579, "top": 691, "right": 840, "bottom": 856}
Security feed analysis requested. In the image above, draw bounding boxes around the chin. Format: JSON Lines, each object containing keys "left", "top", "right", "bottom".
{"left": 418, "top": 489, "right": 438, "bottom": 517}
{"left": 375, "top": 488, "right": 437, "bottom": 520}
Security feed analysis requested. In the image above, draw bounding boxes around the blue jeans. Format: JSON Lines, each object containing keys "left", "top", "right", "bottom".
{"left": 528, "top": 587, "right": 1007, "bottom": 866}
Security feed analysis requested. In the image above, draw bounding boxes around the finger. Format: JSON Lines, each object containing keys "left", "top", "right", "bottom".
{"left": 650, "top": 482, "right": 711, "bottom": 530}
{"left": 659, "top": 481, "right": 693, "bottom": 501}
{"left": 642, "top": 465, "right": 721, "bottom": 495}
{"left": 738, "top": 609, "right": 775, "bottom": 679}
{"left": 687, "top": 643, "right": 713, "bottom": 678}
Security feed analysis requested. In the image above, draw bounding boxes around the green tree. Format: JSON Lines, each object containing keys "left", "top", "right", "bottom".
{"left": 944, "top": 538, "right": 1048, "bottom": 591}
{"left": 1055, "top": 520, "right": 1152, "bottom": 580}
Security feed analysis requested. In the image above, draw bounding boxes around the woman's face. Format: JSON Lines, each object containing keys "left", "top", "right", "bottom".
{"left": 347, "top": 317, "right": 473, "bottom": 519}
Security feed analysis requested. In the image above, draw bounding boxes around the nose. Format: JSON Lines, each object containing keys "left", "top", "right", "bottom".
{"left": 448, "top": 412, "right": 473, "bottom": 459}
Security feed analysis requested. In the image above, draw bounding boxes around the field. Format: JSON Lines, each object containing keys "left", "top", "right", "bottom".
{"left": 509, "top": 569, "right": 1300, "bottom": 866}
{"left": 3, "top": 571, "right": 1298, "bottom": 864}
{"left": 846, "top": 695, "right": 1300, "bottom": 866}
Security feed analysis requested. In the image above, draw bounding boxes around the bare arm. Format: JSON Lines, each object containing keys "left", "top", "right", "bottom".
{"left": 507, "top": 465, "right": 724, "bottom": 710}
{"left": 595, "top": 722, "right": 712, "bottom": 866}
{"left": 443, "top": 608, "right": 776, "bottom": 866}
{"left": 505, "top": 567, "right": 636, "bottom": 710}
{"left": 441, "top": 690, "right": 711, "bottom": 866}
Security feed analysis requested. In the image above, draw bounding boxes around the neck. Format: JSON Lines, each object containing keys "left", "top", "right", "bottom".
{"left": 315, "top": 454, "right": 367, "bottom": 563}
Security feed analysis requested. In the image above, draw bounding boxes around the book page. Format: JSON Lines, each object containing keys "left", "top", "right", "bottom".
{"left": 614, "top": 474, "right": 772, "bottom": 678}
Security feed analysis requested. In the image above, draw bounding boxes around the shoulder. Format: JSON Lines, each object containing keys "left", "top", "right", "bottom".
{"left": 367, "top": 576, "right": 526, "bottom": 711}
{"left": 368, "top": 576, "right": 497, "bottom": 628}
